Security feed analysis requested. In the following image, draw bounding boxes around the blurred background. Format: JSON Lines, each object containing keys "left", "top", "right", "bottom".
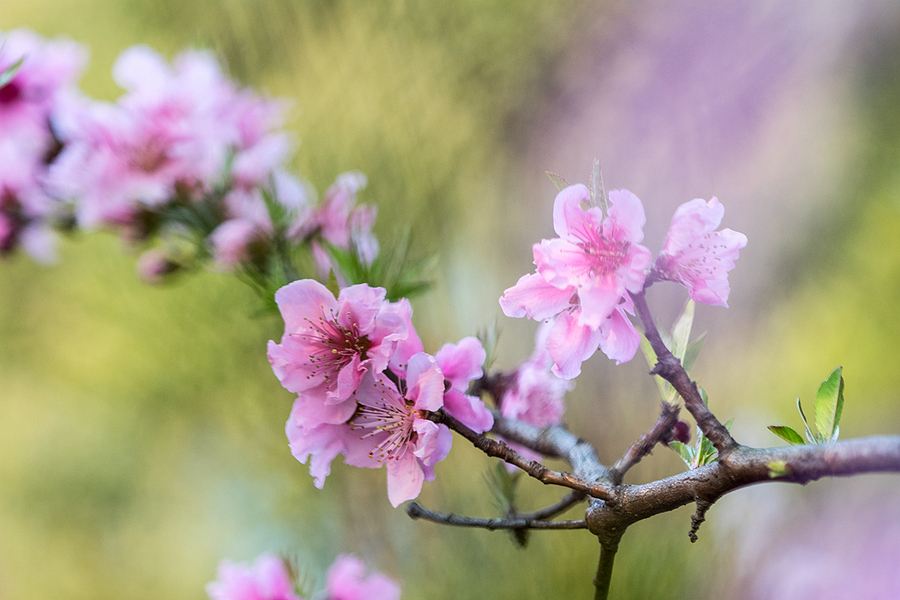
{"left": 2, "top": 1, "right": 900, "bottom": 598}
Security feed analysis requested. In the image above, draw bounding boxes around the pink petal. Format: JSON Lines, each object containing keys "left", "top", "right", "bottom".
{"left": 442, "top": 389, "right": 494, "bottom": 433}
{"left": 406, "top": 353, "right": 445, "bottom": 412}
{"left": 385, "top": 452, "right": 424, "bottom": 507}
{"left": 500, "top": 273, "right": 575, "bottom": 320}
{"left": 544, "top": 310, "right": 604, "bottom": 380}
{"left": 598, "top": 307, "right": 641, "bottom": 365}
{"left": 434, "top": 337, "right": 485, "bottom": 390}
{"left": 605, "top": 189, "right": 647, "bottom": 243}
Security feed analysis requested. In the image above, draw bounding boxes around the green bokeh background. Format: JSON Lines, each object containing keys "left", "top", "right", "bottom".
{"left": 2, "top": 2, "right": 899, "bottom": 599}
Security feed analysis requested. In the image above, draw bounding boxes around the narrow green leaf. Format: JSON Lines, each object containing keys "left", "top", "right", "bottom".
{"left": 670, "top": 300, "right": 695, "bottom": 362}
{"left": 767, "top": 425, "right": 805, "bottom": 445}
{"left": 696, "top": 433, "right": 716, "bottom": 466}
{"left": 0, "top": 56, "right": 24, "bottom": 89}
{"left": 796, "top": 398, "right": 816, "bottom": 443}
{"left": 325, "top": 269, "right": 341, "bottom": 297}
{"left": 639, "top": 333, "right": 670, "bottom": 401}
{"left": 545, "top": 171, "right": 570, "bottom": 192}
{"left": 682, "top": 332, "right": 706, "bottom": 374}
{"left": 814, "top": 366, "right": 844, "bottom": 444}
{"left": 668, "top": 441, "right": 695, "bottom": 468}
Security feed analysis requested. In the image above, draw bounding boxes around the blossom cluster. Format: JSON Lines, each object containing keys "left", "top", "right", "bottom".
{"left": 0, "top": 29, "right": 85, "bottom": 262}
{"left": 0, "top": 29, "right": 377, "bottom": 288}
{"left": 500, "top": 183, "right": 746, "bottom": 379}
{"left": 267, "top": 279, "right": 493, "bottom": 506}
{"left": 207, "top": 552, "right": 400, "bottom": 600}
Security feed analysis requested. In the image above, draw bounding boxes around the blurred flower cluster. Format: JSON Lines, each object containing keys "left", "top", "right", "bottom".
{"left": 206, "top": 552, "right": 400, "bottom": 600}
{"left": 0, "top": 29, "right": 378, "bottom": 302}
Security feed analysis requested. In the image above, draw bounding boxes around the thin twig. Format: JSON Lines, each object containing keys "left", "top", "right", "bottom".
{"left": 428, "top": 409, "right": 615, "bottom": 501}
{"left": 630, "top": 289, "right": 737, "bottom": 454}
{"left": 514, "top": 490, "right": 587, "bottom": 521}
{"left": 407, "top": 502, "right": 588, "bottom": 530}
{"left": 611, "top": 402, "right": 681, "bottom": 483}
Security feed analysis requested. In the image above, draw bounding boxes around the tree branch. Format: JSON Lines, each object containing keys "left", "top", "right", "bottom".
{"left": 611, "top": 402, "right": 681, "bottom": 483}
{"left": 406, "top": 502, "right": 588, "bottom": 530}
{"left": 427, "top": 409, "right": 615, "bottom": 501}
{"left": 630, "top": 290, "right": 737, "bottom": 454}
{"left": 586, "top": 435, "right": 900, "bottom": 535}
{"left": 514, "top": 490, "right": 586, "bottom": 521}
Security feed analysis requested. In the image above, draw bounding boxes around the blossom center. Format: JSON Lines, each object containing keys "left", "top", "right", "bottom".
{"left": 295, "top": 307, "right": 372, "bottom": 384}
{"left": 0, "top": 79, "right": 22, "bottom": 105}
{"left": 350, "top": 382, "right": 416, "bottom": 462}
{"left": 573, "top": 224, "right": 628, "bottom": 278}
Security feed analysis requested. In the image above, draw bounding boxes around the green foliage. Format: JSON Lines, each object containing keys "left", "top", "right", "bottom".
{"left": 325, "top": 229, "right": 435, "bottom": 302}
{"left": 485, "top": 462, "right": 529, "bottom": 548}
{"left": 545, "top": 171, "right": 570, "bottom": 192}
{"left": 589, "top": 158, "right": 607, "bottom": 213}
{"left": 0, "top": 55, "right": 24, "bottom": 88}
{"left": 767, "top": 367, "right": 845, "bottom": 445}
{"left": 670, "top": 418, "right": 733, "bottom": 470}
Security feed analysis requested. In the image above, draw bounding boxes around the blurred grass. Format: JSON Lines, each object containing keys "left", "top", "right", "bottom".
{"left": 2, "top": 2, "right": 900, "bottom": 600}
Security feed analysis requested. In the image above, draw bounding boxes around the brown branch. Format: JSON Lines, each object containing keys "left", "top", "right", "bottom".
{"left": 586, "top": 436, "right": 900, "bottom": 536}
{"left": 611, "top": 402, "right": 681, "bottom": 483}
{"left": 427, "top": 409, "right": 615, "bottom": 501}
{"left": 406, "top": 502, "right": 588, "bottom": 530}
{"left": 630, "top": 290, "right": 737, "bottom": 454}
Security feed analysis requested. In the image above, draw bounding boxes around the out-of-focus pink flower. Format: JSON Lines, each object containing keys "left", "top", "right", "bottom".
{"left": 502, "top": 323, "right": 571, "bottom": 429}
{"left": 325, "top": 554, "right": 400, "bottom": 600}
{"left": 303, "top": 172, "right": 379, "bottom": 277}
{"left": 209, "top": 218, "right": 261, "bottom": 268}
{"left": 0, "top": 29, "right": 86, "bottom": 261}
{"left": 47, "top": 45, "right": 289, "bottom": 231}
{"left": 500, "top": 184, "right": 650, "bottom": 375}
{"left": 499, "top": 323, "right": 572, "bottom": 466}
{"left": 0, "top": 28, "right": 86, "bottom": 135}
{"left": 206, "top": 553, "right": 302, "bottom": 600}
{"left": 654, "top": 197, "right": 747, "bottom": 307}
{"left": 136, "top": 247, "right": 179, "bottom": 283}
{"left": 267, "top": 280, "right": 409, "bottom": 425}
{"left": 434, "top": 337, "right": 493, "bottom": 433}
{"left": 345, "top": 352, "right": 451, "bottom": 507}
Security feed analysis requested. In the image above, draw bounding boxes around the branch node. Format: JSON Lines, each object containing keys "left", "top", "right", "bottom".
{"left": 688, "top": 498, "right": 713, "bottom": 543}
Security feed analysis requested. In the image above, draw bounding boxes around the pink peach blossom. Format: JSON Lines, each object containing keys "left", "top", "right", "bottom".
{"left": 345, "top": 352, "right": 451, "bottom": 507}
{"left": 267, "top": 280, "right": 409, "bottom": 424}
{"left": 434, "top": 337, "right": 493, "bottom": 433}
{"left": 206, "top": 553, "right": 301, "bottom": 600}
{"left": 325, "top": 554, "right": 400, "bottom": 600}
{"left": 654, "top": 197, "right": 747, "bottom": 307}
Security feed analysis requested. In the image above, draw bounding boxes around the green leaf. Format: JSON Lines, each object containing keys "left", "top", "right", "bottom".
{"left": 589, "top": 158, "right": 608, "bottom": 212}
{"left": 670, "top": 300, "right": 695, "bottom": 362}
{"left": 682, "top": 332, "right": 706, "bottom": 374}
{"left": 796, "top": 397, "right": 816, "bottom": 444}
{"left": 0, "top": 56, "right": 24, "bottom": 89}
{"left": 668, "top": 441, "right": 695, "bottom": 468}
{"left": 325, "top": 269, "right": 341, "bottom": 297}
{"left": 545, "top": 171, "right": 570, "bottom": 192}
{"left": 767, "top": 425, "right": 805, "bottom": 445}
{"left": 814, "top": 366, "right": 844, "bottom": 443}
{"left": 639, "top": 333, "right": 670, "bottom": 401}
